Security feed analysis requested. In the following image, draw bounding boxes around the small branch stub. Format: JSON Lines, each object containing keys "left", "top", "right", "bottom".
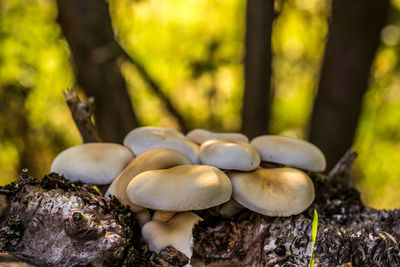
{"left": 328, "top": 148, "right": 358, "bottom": 179}
{"left": 63, "top": 89, "right": 101, "bottom": 143}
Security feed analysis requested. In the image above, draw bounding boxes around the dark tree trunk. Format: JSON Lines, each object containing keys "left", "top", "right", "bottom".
{"left": 309, "top": 0, "right": 390, "bottom": 170}
{"left": 241, "top": 0, "right": 274, "bottom": 139}
{"left": 56, "top": 0, "right": 139, "bottom": 143}
{"left": 0, "top": 85, "right": 38, "bottom": 177}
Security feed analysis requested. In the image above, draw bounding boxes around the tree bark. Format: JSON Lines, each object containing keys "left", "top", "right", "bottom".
{"left": 241, "top": 0, "right": 275, "bottom": 139}
{"left": 56, "top": 0, "right": 139, "bottom": 143}
{"left": 309, "top": 0, "right": 390, "bottom": 170}
{"left": 63, "top": 89, "right": 101, "bottom": 143}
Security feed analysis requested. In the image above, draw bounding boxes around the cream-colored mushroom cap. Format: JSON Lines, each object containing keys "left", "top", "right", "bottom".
{"left": 228, "top": 168, "right": 315, "bottom": 216}
{"left": 187, "top": 128, "right": 249, "bottom": 144}
{"left": 123, "top": 126, "right": 200, "bottom": 164}
{"left": 105, "top": 148, "right": 191, "bottom": 212}
{"left": 200, "top": 139, "right": 260, "bottom": 171}
{"left": 250, "top": 135, "right": 326, "bottom": 172}
{"left": 50, "top": 143, "right": 133, "bottom": 184}
{"left": 127, "top": 165, "right": 232, "bottom": 211}
{"left": 142, "top": 212, "right": 202, "bottom": 257}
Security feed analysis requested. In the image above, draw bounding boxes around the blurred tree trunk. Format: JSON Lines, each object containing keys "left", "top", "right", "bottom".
{"left": 309, "top": 0, "right": 390, "bottom": 170}
{"left": 56, "top": 0, "right": 138, "bottom": 143}
{"left": 241, "top": 0, "right": 274, "bottom": 139}
{"left": 0, "top": 85, "right": 37, "bottom": 176}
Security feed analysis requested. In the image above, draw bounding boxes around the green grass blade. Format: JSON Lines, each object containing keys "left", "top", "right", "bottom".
{"left": 310, "top": 210, "right": 318, "bottom": 267}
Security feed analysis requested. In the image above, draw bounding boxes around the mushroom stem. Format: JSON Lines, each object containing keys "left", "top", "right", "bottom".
{"left": 141, "top": 212, "right": 202, "bottom": 258}
{"left": 216, "top": 198, "right": 245, "bottom": 218}
{"left": 152, "top": 211, "right": 176, "bottom": 222}
{"left": 135, "top": 209, "right": 151, "bottom": 227}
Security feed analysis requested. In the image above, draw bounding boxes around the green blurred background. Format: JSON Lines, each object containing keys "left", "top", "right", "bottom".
{"left": 1, "top": 0, "right": 400, "bottom": 209}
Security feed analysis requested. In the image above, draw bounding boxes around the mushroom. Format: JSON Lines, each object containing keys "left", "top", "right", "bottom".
{"left": 50, "top": 143, "right": 133, "bottom": 185}
{"left": 152, "top": 211, "right": 176, "bottom": 222}
{"left": 250, "top": 135, "right": 326, "bottom": 172}
{"left": 141, "top": 212, "right": 202, "bottom": 258}
{"left": 127, "top": 165, "right": 232, "bottom": 220}
{"left": 123, "top": 126, "right": 200, "bottom": 164}
{"left": 135, "top": 208, "right": 152, "bottom": 227}
{"left": 105, "top": 148, "right": 191, "bottom": 212}
{"left": 215, "top": 198, "right": 245, "bottom": 218}
{"left": 199, "top": 139, "right": 260, "bottom": 171}
{"left": 228, "top": 168, "right": 315, "bottom": 216}
{"left": 186, "top": 128, "right": 249, "bottom": 144}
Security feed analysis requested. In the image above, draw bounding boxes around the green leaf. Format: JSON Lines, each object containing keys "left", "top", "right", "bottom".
{"left": 310, "top": 209, "right": 318, "bottom": 267}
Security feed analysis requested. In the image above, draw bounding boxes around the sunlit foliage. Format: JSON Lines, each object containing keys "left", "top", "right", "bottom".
{"left": 0, "top": 0, "right": 80, "bottom": 180}
{"left": 111, "top": 0, "right": 245, "bottom": 131}
{"left": 0, "top": 0, "right": 400, "bottom": 209}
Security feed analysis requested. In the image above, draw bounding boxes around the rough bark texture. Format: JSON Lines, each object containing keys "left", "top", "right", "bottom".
{"left": 56, "top": 0, "right": 139, "bottom": 143}
{"left": 0, "top": 173, "right": 189, "bottom": 266}
{"left": 309, "top": 0, "right": 390, "bottom": 170}
{"left": 241, "top": 0, "right": 275, "bottom": 139}
{"left": 2, "top": 156, "right": 400, "bottom": 266}
{"left": 63, "top": 89, "right": 101, "bottom": 143}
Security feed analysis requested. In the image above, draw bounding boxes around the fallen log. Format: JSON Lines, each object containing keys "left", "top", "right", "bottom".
{"left": 0, "top": 172, "right": 190, "bottom": 266}
{"left": 1, "top": 151, "right": 400, "bottom": 266}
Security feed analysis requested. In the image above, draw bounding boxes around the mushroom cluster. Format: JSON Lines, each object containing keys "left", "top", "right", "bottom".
{"left": 50, "top": 126, "right": 326, "bottom": 259}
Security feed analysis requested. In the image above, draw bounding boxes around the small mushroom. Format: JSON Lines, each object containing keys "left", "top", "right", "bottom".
{"left": 186, "top": 128, "right": 249, "bottom": 144}
{"left": 250, "top": 135, "right": 326, "bottom": 172}
{"left": 152, "top": 211, "right": 177, "bottom": 222}
{"left": 215, "top": 198, "right": 245, "bottom": 218}
{"left": 105, "top": 148, "right": 191, "bottom": 212}
{"left": 50, "top": 143, "right": 134, "bottom": 185}
{"left": 123, "top": 126, "right": 200, "bottom": 164}
{"left": 127, "top": 165, "right": 232, "bottom": 212}
{"left": 228, "top": 168, "right": 315, "bottom": 216}
{"left": 141, "top": 212, "right": 202, "bottom": 258}
{"left": 200, "top": 139, "right": 260, "bottom": 171}
{"left": 135, "top": 208, "right": 152, "bottom": 227}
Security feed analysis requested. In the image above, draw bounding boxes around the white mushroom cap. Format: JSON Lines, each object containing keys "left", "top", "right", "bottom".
{"left": 127, "top": 165, "right": 232, "bottom": 211}
{"left": 186, "top": 128, "right": 249, "bottom": 144}
{"left": 199, "top": 139, "right": 260, "bottom": 171}
{"left": 250, "top": 135, "right": 326, "bottom": 172}
{"left": 105, "top": 148, "right": 191, "bottom": 212}
{"left": 141, "top": 212, "right": 202, "bottom": 257}
{"left": 50, "top": 143, "right": 134, "bottom": 185}
{"left": 123, "top": 126, "right": 200, "bottom": 164}
{"left": 228, "top": 168, "right": 315, "bottom": 216}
